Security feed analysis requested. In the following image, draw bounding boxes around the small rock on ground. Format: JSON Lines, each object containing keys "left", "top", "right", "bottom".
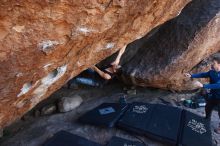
{"left": 41, "top": 104, "right": 57, "bottom": 116}
{"left": 58, "top": 95, "right": 83, "bottom": 113}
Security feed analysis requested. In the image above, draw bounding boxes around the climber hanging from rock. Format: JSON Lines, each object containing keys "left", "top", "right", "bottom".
{"left": 67, "top": 46, "right": 126, "bottom": 88}
{"left": 91, "top": 45, "right": 126, "bottom": 80}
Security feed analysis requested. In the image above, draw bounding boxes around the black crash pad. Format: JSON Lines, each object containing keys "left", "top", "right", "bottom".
{"left": 117, "top": 102, "right": 156, "bottom": 135}
{"left": 145, "top": 104, "right": 182, "bottom": 144}
{"left": 117, "top": 102, "right": 182, "bottom": 145}
{"left": 179, "top": 110, "right": 212, "bottom": 146}
{"left": 43, "top": 130, "right": 101, "bottom": 146}
{"left": 78, "top": 103, "right": 128, "bottom": 127}
{"left": 106, "top": 136, "right": 145, "bottom": 146}
{"left": 117, "top": 102, "right": 212, "bottom": 145}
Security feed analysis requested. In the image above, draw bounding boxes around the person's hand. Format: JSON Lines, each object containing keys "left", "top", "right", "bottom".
{"left": 193, "top": 81, "right": 203, "bottom": 88}
{"left": 103, "top": 73, "right": 111, "bottom": 80}
{"left": 111, "top": 60, "right": 121, "bottom": 73}
{"left": 184, "top": 73, "right": 191, "bottom": 78}
{"left": 111, "top": 60, "right": 119, "bottom": 67}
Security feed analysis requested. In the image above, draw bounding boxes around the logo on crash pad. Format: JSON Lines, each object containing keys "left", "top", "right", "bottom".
{"left": 132, "top": 105, "right": 148, "bottom": 114}
{"left": 187, "top": 119, "right": 207, "bottom": 134}
{"left": 99, "top": 107, "right": 115, "bottom": 115}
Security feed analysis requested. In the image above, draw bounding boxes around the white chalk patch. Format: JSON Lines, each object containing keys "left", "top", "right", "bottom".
{"left": 43, "top": 63, "right": 53, "bottom": 69}
{"left": 78, "top": 27, "right": 91, "bottom": 34}
{"left": 17, "top": 81, "right": 39, "bottom": 97}
{"left": 105, "top": 43, "right": 115, "bottom": 49}
{"left": 32, "top": 64, "right": 67, "bottom": 105}
{"left": 12, "top": 25, "right": 25, "bottom": 32}
{"left": 38, "top": 40, "right": 59, "bottom": 53}
{"left": 72, "top": 26, "right": 95, "bottom": 37}
{"left": 41, "top": 65, "right": 67, "bottom": 86}
{"left": 96, "top": 42, "right": 115, "bottom": 52}
{"left": 17, "top": 82, "right": 33, "bottom": 97}
{"left": 16, "top": 72, "right": 23, "bottom": 77}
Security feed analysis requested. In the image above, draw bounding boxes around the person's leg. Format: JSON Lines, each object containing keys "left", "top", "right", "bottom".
{"left": 214, "top": 100, "right": 220, "bottom": 134}
{"left": 217, "top": 100, "right": 220, "bottom": 119}
{"left": 111, "top": 46, "right": 126, "bottom": 71}
{"left": 205, "top": 99, "right": 216, "bottom": 119}
{"left": 216, "top": 100, "right": 220, "bottom": 125}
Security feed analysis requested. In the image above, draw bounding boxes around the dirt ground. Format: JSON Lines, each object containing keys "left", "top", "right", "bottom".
{"left": 0, "top": 80, "right": 220, "bottom": 146}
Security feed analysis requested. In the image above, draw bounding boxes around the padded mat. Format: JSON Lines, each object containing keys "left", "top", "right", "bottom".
{"left": 43, "top": 130, "right": 102, "bottom": 146}
{"left": 179, "top": 110, "right": 212, "bottom": 146}
{"left": 79, "top": 103, "right": 128, "bottom": 127}
{"left": 118, "top": 103, "right": 194, "bottom": 145}
{"left": 106, "top": 136, "right": 145, "bottom": 146}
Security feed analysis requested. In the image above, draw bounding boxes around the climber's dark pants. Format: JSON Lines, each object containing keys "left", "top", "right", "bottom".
{"left": 205, "top": 98, "right": 220, "bottom": 119}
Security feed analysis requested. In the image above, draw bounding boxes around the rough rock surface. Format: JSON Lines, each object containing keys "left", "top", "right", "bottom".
{"left": 0, "top": 1, "right": 190, "bottom": 128}
{"left": 116, "top": 0, "right": 220, "bottom": 91}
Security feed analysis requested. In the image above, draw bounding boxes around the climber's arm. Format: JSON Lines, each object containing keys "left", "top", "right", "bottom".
{"left": 91, "top": 66, "right": 111, "bottom": 80}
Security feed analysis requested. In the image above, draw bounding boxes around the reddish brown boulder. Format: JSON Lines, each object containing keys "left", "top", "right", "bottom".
{"left": 118, "top": 0, "right": 220, "bottom": 91}
{"left": 0, "top": 1, "right": 190, "bottom": 128}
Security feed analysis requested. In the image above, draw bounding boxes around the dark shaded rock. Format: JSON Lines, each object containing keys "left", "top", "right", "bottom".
{"left": 118, "top": 0, "right": 220, "bottom": 91}
{"left": 34, "top": 110, "right": 41, "bottom": 118}
{"left": 21, "top": 113, "right": 33, "bottom": 121}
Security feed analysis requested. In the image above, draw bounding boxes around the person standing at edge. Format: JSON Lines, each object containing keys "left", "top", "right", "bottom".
{"left": 185, "top": 55, "right": 220, "bottom": 134}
